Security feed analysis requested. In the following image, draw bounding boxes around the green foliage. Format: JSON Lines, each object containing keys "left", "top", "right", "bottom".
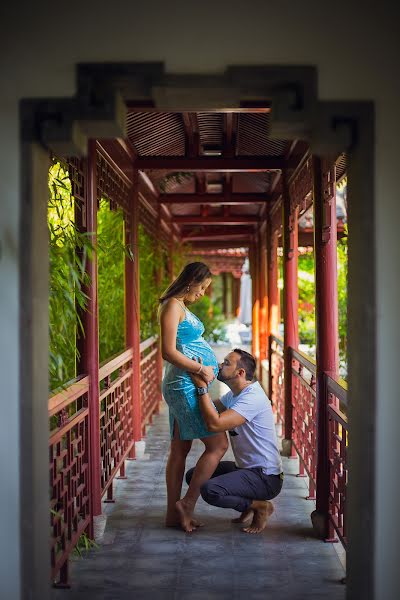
{"left": 190, "top": 294, "right": 227, "bottom": 343}
{"left": 48, "top": 161, "right": 93, "bottom": 391}
{"left": 97, "top": 199, "right": 126, "bottom": 362}
{"left": 138, "top": 224, "right": 163, "bottom": 341}
{"left": 298, "top": 252, "right": 316, "bottom": 347}
{"left": 73, "top": 531, "right": 99, "bottom": 557}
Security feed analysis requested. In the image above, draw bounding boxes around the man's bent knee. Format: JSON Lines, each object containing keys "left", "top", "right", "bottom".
{"left": 200, "top": 482, "right": 220, "bottom": 506}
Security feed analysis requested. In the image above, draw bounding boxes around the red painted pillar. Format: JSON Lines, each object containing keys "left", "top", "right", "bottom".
{"left": 86, "top": 140, "right": 102, "bottom": 516}
{"left": 259, "top": 232, "right": 268, "bottom": 362}
{"left": 267, "top": 221, "right": 279, "bottom": 399}
{"left": 312, "top": 156, "right": 339, "bottom": 538}
{"left": 126, "top": 169, "right": 143, "bottom": 441}
{"left": 251, "top": 243, "right": 260, "bottom": 362}
{"left": 282, "top": 171, "right": 299, "bottom": 453}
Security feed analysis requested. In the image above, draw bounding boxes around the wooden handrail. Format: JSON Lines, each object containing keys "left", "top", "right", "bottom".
{"left": 140, "top": 335, "right": 159, "bottom": 353}
{"left": 270, "top": 334, "right": 284, "bottom": 348}
{"left": 291, "top": 347, "right": 317, "bottom": 374}
{"left": 326, "top": 373, "right": 348, "bottom": 406}
{"left": 48, "top": 376, "right": 90, "bottom": 416}
{"left": 98, "top": 348, "right": 133, "bottom": 381}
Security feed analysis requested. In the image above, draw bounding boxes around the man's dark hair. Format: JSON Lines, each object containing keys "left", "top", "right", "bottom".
{"left": 233, "top": 348, "right": 256, "bottom": 381}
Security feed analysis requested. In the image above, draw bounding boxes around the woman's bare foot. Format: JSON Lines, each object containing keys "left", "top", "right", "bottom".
{"left": 165, "top": 512, "right": 203, "bottom": 529}
{"left": 231, "top": 508, "right": 254, "bottom": 524}
{"left": 242, "top": 500, "right": 274, "bottom": 534}
{"left": 175, "top": 498, "right": 197, "bottom": 532}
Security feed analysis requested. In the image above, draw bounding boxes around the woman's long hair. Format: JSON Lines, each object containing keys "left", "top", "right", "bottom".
{"left": 159, "top": 262, "right": 212, "bottom": 304}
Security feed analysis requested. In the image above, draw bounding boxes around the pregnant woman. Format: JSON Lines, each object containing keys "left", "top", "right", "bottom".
{"left": 159, "top": 262, "right": 228, "bottom": 532}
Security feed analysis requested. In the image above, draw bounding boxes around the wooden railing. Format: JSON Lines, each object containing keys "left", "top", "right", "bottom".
{"left": 49, "top": 377, "right": 91, "bottom": 585}
{"left": 291, "top": 348, "right": 317, "bottom": 500}
{"left": 140, "top": 336, "right": 162, "bottom": 432}
{"left": 49, "top": 336, "right": 162, "bottom": 585}
{"left": 263, "top": 337, "right": 348, "bottom": 549}
{"left": 269, "top": 335, "right": 285, "bottom": 430}
{"left": 325, "top": 374, "right": 348, "bottom": 548}
{"left": 99, "top": 348, "right": 135, "bottom": 501}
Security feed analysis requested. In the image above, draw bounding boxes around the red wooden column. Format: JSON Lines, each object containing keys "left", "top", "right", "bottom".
{"left": 311, "top": 156, "right": 339, "bottom": 538}
{"left": 126, "top": 169, "right": 143, "bottom": 441}
{"left": 251, "top": 242, "right": 260, "bottom": 362}
{"left": 259, "top": 227, "right": 268, "bottom": 362}
{"left": 267, "top": 218, "right": 280, "bottom": 395}
{"left": 85, "top": 140, "right": 102, "bottom": 517}
{"left": 282, "top": 171, "right": 299, "bottom": 455}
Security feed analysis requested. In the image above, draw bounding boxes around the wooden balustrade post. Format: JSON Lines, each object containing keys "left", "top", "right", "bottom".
{"left": 311, "top": 156, "right": 339, "bottom": 539}
{"left": 282, "top": 170, "right": 299, "bottom": 456}
{"left": 85, "top": 140, "right": 102, "bottom": 517}
{"left": 126, "top": 169, "right": 143, "bottom": 441}
{"left": 267, "top": 220, "right": 279, "bottom": 400}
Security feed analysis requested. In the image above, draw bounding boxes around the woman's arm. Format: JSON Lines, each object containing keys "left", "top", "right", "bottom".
{"left": 159, "top": 300, "right": 212, "bottom": 377}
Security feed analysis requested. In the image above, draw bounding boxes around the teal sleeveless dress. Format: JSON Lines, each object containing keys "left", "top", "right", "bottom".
{"left": 162, "top": 307, "right": 219, "bottom": 440}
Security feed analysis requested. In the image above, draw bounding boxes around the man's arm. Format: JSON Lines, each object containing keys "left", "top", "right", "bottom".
{"left": 190, "top": 361, "right": 245, "bottom": 432}
{"left": 213, "top": 399, "right": 227, "bottom": 414}
{"left": 198, "top": 392, "right": 246, "bottom": 433}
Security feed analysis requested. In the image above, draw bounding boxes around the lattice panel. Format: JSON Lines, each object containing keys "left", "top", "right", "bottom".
{"left": 99, "top": 362, "right": 134, "bottom": 494}
{"left": 140, "top": 338, "right": 162, "bottom": 429}
{"left": 270, "top": 339, "right": 285, "bottom": 427}
{"left": 139, "top": 201, "right": 158, "bottom": 239}
{"left": 96, "top": 151, "right": 131, "bottom": 216}
{"left": 327, "top": 395, "right": 348, "bottom": 547}
{"left": 49, "top": 386, "right": 91, "bottom": 583}
{"left": 292, "top": 360, "right": 317, "bottom": 498}
{"left": 289, "top": 157, "right": 313, "bottom": 216}
{"left": 67, "top": 157, "right": 86, "bottom": 204}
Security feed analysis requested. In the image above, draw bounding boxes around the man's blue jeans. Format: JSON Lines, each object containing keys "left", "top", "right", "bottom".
{"left": 185, "top": 461, "right": 283, "bottom": 513}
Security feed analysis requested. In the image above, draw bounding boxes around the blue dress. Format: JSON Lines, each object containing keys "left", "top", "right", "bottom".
{"left": 162, "top": 307, "right": 219, "bottom": 440}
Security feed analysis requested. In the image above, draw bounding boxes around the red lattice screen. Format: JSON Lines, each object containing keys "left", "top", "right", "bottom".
{"left": 326, "top": 375, "right": 348, "bottom": 547}
{"left": 49, "top": 377, "right": 91, "bottom": 586}
{"left": 270, "top": 335, "right": 285, "bottom": 433}
{"left": 140, "top": 336, "right": 162, "bottom": 432}
{"left": 98, "top": 349, "right": 135, "bottom": 501}
{"left": 291, "top": 348, "right": 317, "bottom": 500}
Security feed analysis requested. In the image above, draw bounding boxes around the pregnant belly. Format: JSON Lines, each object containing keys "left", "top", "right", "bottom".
{"left": 163, "top": 339, "right": 218, "bottom": 392}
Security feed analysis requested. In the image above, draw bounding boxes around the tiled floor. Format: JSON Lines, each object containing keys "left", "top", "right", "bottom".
{"left": 52, "top": 398, "right": 346, "bottom": 600}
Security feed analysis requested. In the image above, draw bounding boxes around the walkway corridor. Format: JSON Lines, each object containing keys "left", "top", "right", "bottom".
{"left": 52, "top": 392, "right": 346, "bottom": 599}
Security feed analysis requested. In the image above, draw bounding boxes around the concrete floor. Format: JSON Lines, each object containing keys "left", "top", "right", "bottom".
{"left": 52, "top": 390, "right": 346, "bottom": 600}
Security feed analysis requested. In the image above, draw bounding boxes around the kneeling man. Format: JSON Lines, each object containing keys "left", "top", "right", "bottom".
{"left": 187, "top": 349, "right": 283, "bottom": 534}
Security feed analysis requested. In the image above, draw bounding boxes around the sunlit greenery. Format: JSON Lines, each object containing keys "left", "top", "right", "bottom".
{"left": 48, "top": 161, "right": 92, "bottom": 391}
{"left": 298, "top": 252, "right": 316, "bottom": 347}
{"left": 190, "top": 293, "right": 227, "bottom": 343}
{"left": 97, "top": 199, "right": 126, "bottom": 363}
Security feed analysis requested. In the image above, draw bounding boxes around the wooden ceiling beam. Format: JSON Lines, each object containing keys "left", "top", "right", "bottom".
{"left": 136, "top": 157, "right": 294, "bottom": 171}
{"left": 189, "top": 241, "right": 251, "bottom": 249}
{"left": 182, "top": 225, "right": 254, "bottom": 237}
{"left": 159, "top": 193, "right": 274, "bottom": 204}
{"left": 174, "top": 216, "right": 259, "bottom": 224}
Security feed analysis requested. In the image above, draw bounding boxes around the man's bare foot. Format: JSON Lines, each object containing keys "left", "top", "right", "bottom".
{"left": 231, "top": 508, "right": 254, "bottom": 524}
{"left": 175, "top": 498, "right": 197, "bottom": 532}
{"left": 242, "top": 500, "right": 274, "bottom": 534}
